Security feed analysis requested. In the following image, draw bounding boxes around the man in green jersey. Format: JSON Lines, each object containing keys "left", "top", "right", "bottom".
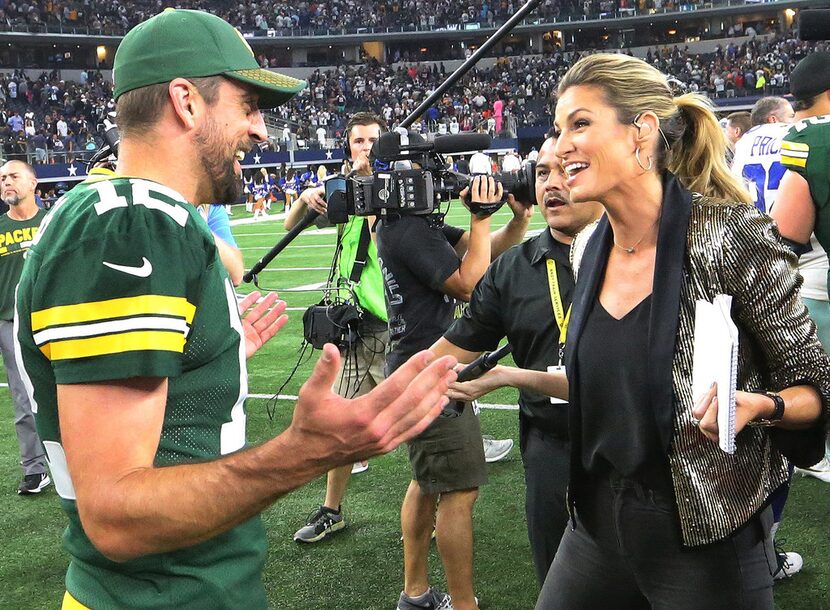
{"left": 14, "top": 9, "right": 457, "bottom": 610}
{"left": 771, "top": 51, "right": 830, "bottom": 480}
{"left": 0, "top": 160, "right": 49, "bottom": 495}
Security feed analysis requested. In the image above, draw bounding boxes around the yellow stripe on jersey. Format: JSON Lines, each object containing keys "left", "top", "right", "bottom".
{"left": 62, "top": 592, "right": 91, "bottom": 610}
{"left": 781, "top": 155, "right": 808, "bottom": 168}
{"left": 781, "top": 140, "right": 809, "bottom": 152}
{"left": 32, "top": 295, "right": 196, "bottom": 331}
{"left": 40, "top": 330, "right": 186, "bottom": 360}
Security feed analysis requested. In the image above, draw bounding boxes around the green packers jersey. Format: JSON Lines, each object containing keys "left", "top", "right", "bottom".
{"left": 338, "top": 216, "right": 388, "bottom": 322}
{"left": 15, "top": 177, "right": 267, "bottom": 609}
{"left": 781, "top": 115, "right": 830, "bottom": 253}
{"left": 0, "top": 208, "right": 46, "bottom": 320}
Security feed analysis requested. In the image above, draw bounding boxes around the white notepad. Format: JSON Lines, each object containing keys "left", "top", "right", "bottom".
{"left": 691, "top": 294, "right": 739, "bottom": 454}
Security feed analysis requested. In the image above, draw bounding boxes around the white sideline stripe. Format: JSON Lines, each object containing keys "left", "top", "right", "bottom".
{"left": 239, "top": 245, "right": 333, "bottom": 250}
{"left": 236, "top": 228, "right": 337, "bottom": 237}
{"left": 291, "top": 282, "right": 327, "bottom": 291}
{"left": 260, "top": 267, "right": 330, "bottom": 272}
{"left": 245, "top": 393, "right": 519, "bottom": 410}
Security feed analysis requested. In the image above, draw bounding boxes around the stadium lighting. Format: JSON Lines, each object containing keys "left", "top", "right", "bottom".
{"left": 785, "top": 8, "right": 795, "bottom": 17}
{"left": 96, "top": 46, "right": 107, "bottom": 62}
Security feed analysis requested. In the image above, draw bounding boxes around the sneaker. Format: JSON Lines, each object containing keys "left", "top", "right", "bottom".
{"left": 483, "top": 435, "right": 514, "bottom": 463}
{"left": 351, "top": 460, "right": 369, "bottom": 474}
{"left": 396, "top": 588, "right": 453, "bottom": 610}
{"left": 795, "top": 457, "right": 830, "bottom": 483}
{"left": 18, "top": 472, "right": 50, "bottom": 496}
{"left": 773, "top": 541, "right": 803, "bottom": 580}
{"left": 293, "top": 506, "right": 345, "bottom": 543}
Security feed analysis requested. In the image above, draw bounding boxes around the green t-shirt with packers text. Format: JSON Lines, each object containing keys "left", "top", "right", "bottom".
{"left": 781, "top": 114, "right": 830, "bottom": 253}
{"left": 15, "top": 177, "right": 267, "bottom": 609}
{"left": 0, "top": 208, "right": 46, "bottom": 320}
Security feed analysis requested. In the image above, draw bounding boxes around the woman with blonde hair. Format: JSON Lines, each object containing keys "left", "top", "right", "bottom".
{"left": 528, "top": 53, "right": 830, "bottom": 608}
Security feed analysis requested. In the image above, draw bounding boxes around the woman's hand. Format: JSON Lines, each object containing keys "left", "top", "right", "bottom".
{"left": 692, "top": 383, "right": 774, "bottom": 444}
{"left": 447, "top": 365, "right": 508, "bottom": 402}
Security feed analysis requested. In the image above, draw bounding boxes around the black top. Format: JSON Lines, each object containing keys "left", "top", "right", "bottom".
{"left": 376, "top": 214, "right": 465, "bottom": 373}
{"left": 444, "top": 229, "right": 574, "bottom": 437}
{"left": 577, "top": 293, "right": 667, "bottom": 478}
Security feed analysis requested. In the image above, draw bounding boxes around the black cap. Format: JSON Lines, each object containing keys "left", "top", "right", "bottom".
{"left": 791, "top": 52, "right": 830, "bottom": 99}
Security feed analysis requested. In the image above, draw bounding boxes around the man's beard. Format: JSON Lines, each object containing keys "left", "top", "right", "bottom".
{"left": 1, "top": 194, "right": 20, "bottom": 207}
{"left": 194, "top": 117, "right": 244, "bottom": 205}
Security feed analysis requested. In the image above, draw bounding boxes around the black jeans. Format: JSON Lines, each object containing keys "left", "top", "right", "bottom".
{"left": 519, "top": 421, "right": 569, "bottom": 587}
{"left": 536, "top": 471, "right": 776, "bottom": 610}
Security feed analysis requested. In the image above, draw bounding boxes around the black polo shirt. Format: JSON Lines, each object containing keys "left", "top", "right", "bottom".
{"left": 443, "top": 228, "right": 573, "bottom": 437}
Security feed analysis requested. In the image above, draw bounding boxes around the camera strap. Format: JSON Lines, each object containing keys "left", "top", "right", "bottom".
{"left": 545, "top": 258, "right": 571, "bottom": 365}
{"left": 348, "top": 220, "right": 372, "bottom": 284}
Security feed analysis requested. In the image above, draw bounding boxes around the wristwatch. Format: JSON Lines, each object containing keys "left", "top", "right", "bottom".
{"left": 749, "top": 391, "right": 785, "bottom": 427}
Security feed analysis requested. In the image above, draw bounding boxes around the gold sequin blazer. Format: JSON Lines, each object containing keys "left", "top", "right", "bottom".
{"left": 565, "top": 173, "right": 830, "bottom": 547}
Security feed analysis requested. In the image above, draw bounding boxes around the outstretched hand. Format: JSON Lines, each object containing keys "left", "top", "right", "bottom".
{"left": 238, "top": 291, "right": 288, "bottom": 359}
{"left": 447, "top": 365, "right": 507, "bottom": 402}
{"left": 288, "top": 344, "right": 458, "bottom": 465}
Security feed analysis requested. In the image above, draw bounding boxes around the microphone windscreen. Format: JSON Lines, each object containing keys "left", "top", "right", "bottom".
{"left": 433, "top": 133, "right": 493, "bottom": 154}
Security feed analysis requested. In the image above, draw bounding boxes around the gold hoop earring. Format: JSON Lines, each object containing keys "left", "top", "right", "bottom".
{"left": 635, "top": 147, "right": 653, "bottom": 172}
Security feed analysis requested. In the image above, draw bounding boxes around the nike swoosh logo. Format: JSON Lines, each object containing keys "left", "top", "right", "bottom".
{"left": 103, "top": 257, "right": 153, "bottom": 278}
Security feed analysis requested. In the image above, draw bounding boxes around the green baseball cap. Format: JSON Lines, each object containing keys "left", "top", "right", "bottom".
{"left": 113, "top": 9, "right": 306, "bottom": 109}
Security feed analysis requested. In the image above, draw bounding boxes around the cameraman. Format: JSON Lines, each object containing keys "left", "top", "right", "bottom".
{"left": 377, "top": 170, "right": 532, "bottom": 610}
{"left": 285, "top": 112, "right": 390, "bottom": 544}
{"left": 432, "top": 135, "right": 603, "bottom": 587}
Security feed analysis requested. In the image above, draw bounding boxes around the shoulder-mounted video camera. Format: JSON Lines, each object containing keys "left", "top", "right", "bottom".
{"left": 325, "top": 131, "right": 536, "bottom": 223}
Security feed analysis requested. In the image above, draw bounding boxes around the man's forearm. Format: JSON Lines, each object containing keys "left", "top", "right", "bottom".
{"left": 214, "top": 236, "right": 244, "bottom": 285}
{"left": 490, "top": 214, "right": 531, "bottom": 259}
{"left": 283, "top": 195, "right": 309, "bottom": 230}
{"left": 430, "top": 336, "right": 481, "bottom": 363}
{"left": 456, "top": 218, "right": 492, "bottom": 299}
{"left": 80, "top": 428, "right": 332, "bottom": 562}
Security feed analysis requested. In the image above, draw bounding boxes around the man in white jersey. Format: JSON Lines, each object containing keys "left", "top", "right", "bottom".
{"left": 732, "top": 97, "right": 794, "bottom": 213}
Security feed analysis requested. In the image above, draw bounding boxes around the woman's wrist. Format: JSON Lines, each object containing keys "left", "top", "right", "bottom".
{"left": 748, "top": 391, "right": 785, "bottom": 426}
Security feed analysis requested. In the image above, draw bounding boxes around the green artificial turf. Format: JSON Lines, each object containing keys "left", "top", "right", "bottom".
{"left": 0, "top": 204, "right": 827, "bottom": 608}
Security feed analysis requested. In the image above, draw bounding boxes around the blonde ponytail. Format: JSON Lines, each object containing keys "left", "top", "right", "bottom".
{"left": 669, "top": 95, "right": 752, "bottom": 203}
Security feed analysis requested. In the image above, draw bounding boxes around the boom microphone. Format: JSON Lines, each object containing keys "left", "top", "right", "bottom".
{"left": 799, "top": 10, "right": 830, "bottom": 41}
{"left": 372, "top": 132, "right": 493, "bottom": 163}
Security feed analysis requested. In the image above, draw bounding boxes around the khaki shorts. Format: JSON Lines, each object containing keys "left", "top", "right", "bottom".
{"left": 333, "top": 318, "right": 388, "bottom": 399}
{"left": 408, "top": 402, "right": 488, "bottom": 495}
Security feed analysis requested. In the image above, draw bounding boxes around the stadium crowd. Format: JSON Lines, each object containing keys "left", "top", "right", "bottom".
{"left": 0, "top": 0, "right": 715, "bottom": 35}
{"left": 0, "top": 31, "right": 825, "bottom": 163}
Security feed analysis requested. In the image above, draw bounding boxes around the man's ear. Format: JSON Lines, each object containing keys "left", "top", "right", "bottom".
{"left": 167, "top": 78, "right": 202, "bottom": 131}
